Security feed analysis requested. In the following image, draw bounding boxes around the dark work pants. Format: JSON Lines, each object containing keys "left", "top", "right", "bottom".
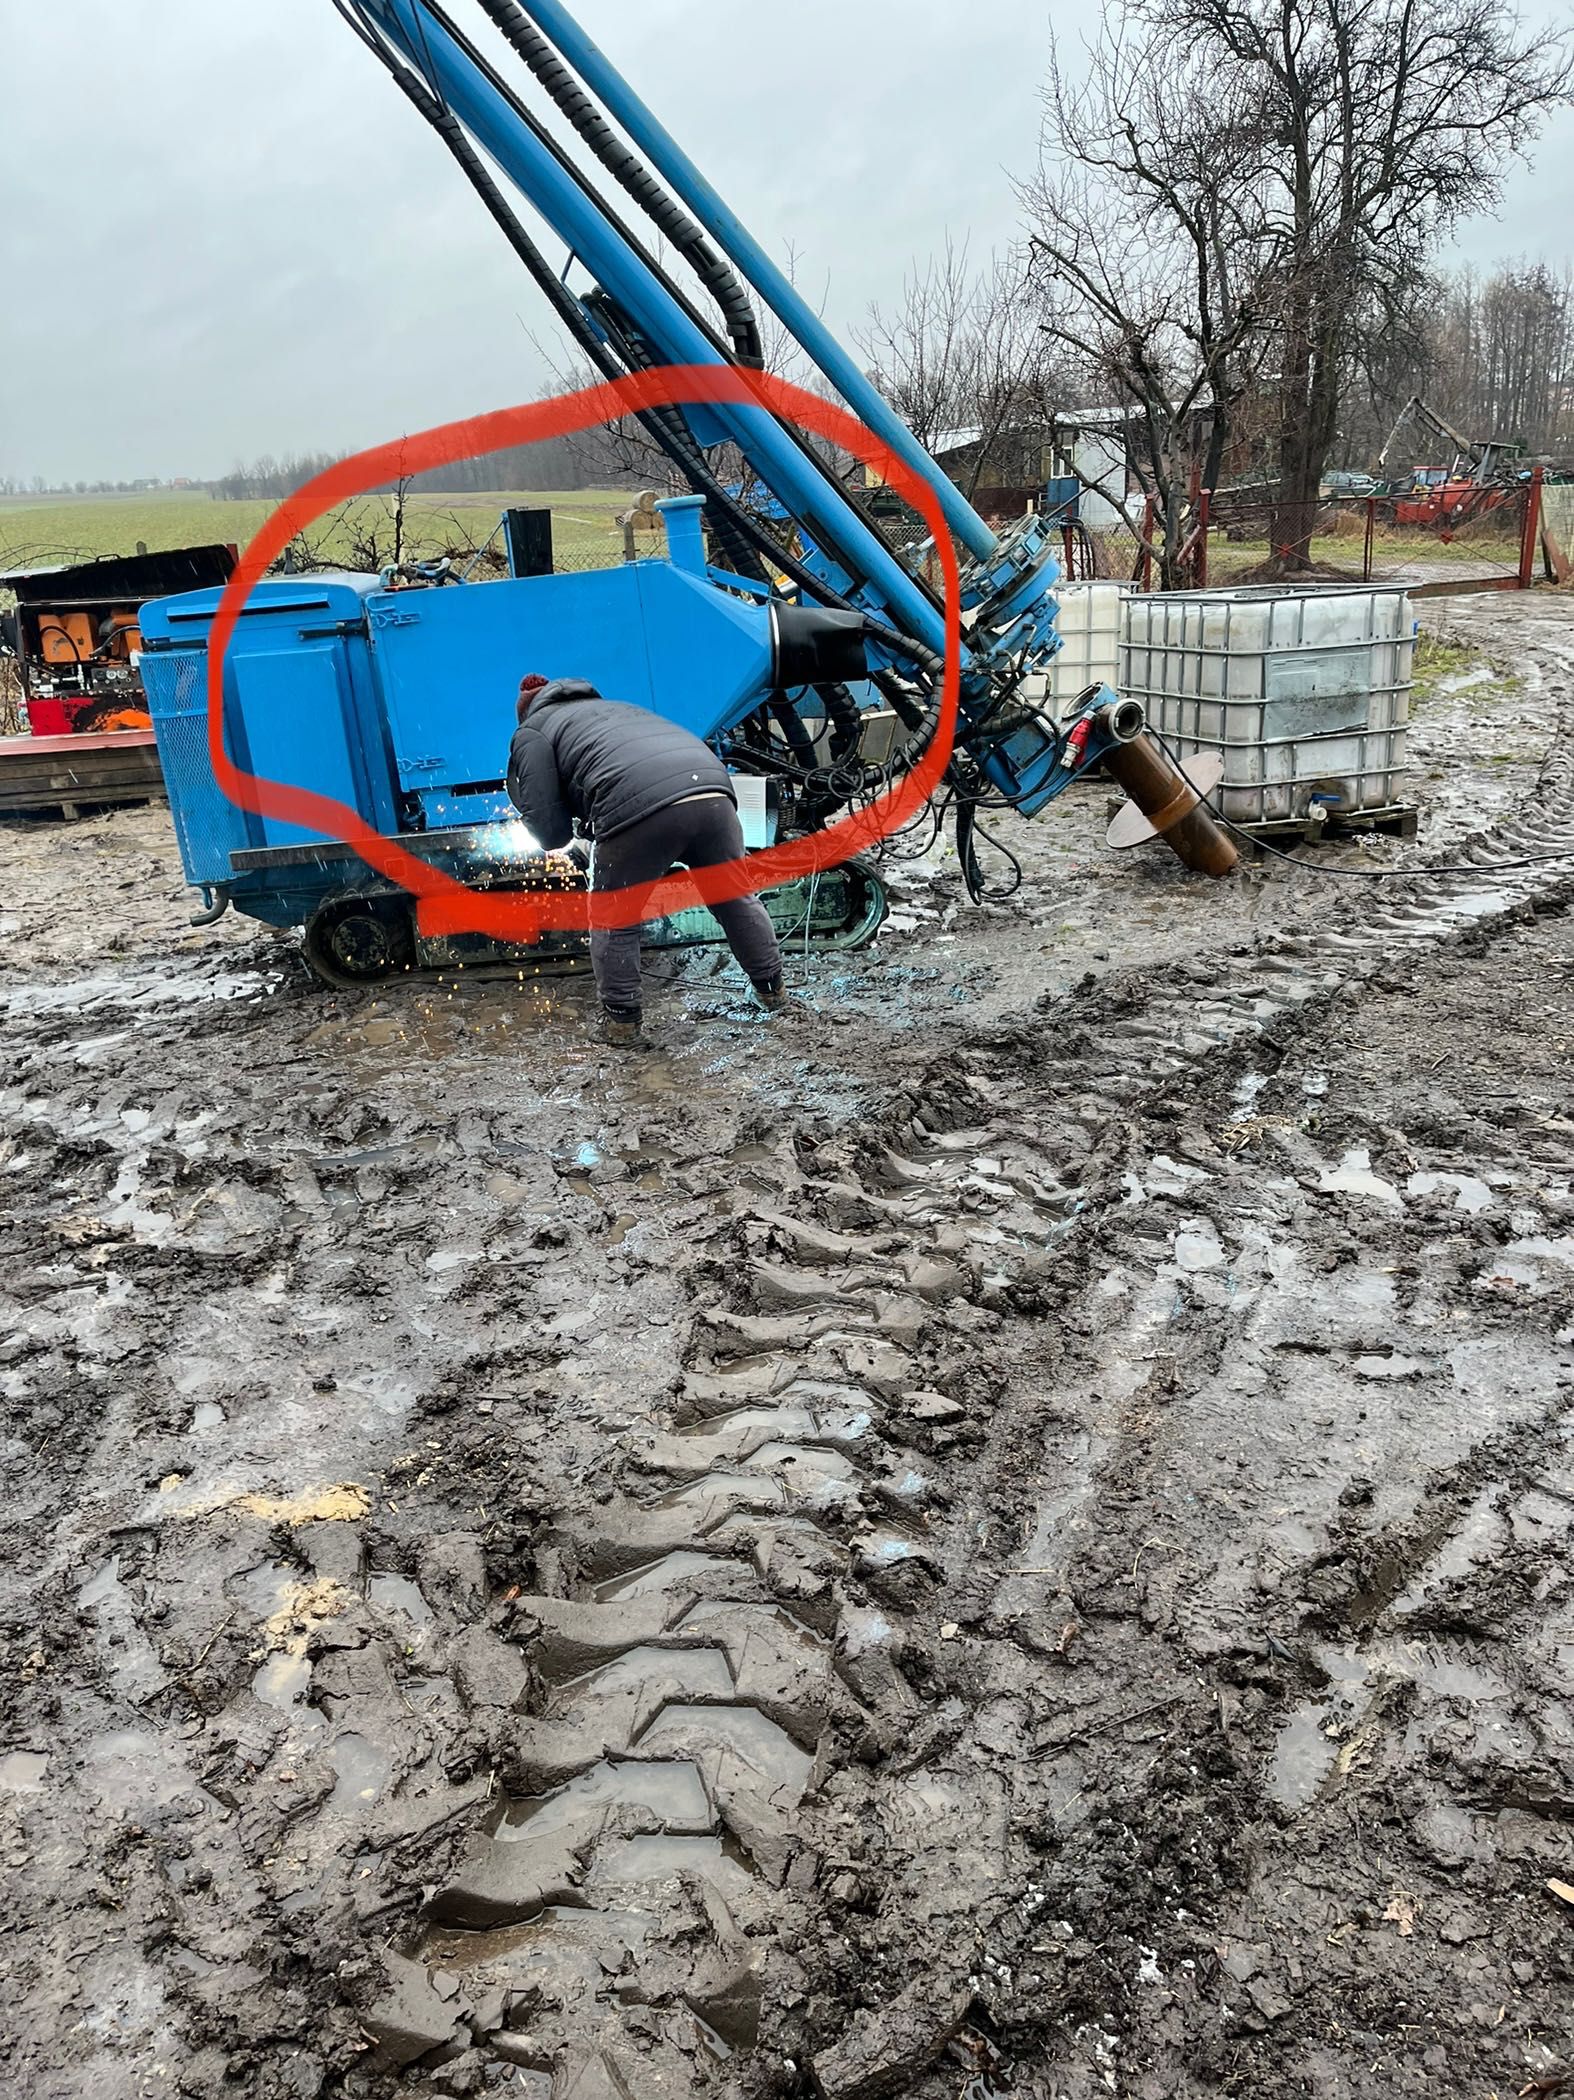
{"left": 590, "top": 793, "right": 783, "bottom": 1015}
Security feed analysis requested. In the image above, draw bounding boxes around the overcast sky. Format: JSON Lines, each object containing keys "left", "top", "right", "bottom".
{"left": 2, "top": 0, "right": 1570, "bottom": 485}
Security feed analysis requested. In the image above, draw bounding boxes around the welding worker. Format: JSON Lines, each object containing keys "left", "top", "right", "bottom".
{"left": 506, "top": 674, "right": 786, "bottom": 1047}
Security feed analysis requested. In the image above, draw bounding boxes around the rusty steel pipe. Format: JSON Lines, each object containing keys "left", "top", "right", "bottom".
{"left": 1098, "top": 713, "right": 1239, "bottom": 878}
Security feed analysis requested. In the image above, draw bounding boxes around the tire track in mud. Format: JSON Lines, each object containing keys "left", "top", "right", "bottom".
{"left": 375, "top": 637, "right": 1574, "bottom": 2094}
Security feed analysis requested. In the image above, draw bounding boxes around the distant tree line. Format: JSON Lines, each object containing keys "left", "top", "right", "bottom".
{"left": 1344, "top": 259, "right": 1574, "bottom": 462}
{"left": 0, "top": 474, "right": 179, "bottom": 497}
{"left": 209, "top": 431, "right": 638, "bottom": 503}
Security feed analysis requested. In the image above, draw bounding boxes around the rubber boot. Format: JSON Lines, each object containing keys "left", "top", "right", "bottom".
{"left": 599, "top": 1007, "right": 650, "bottom": 1051}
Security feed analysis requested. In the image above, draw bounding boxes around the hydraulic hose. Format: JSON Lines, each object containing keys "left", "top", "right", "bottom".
{"left": 356, "top": 37, "right": 762, "bottom": 574}
{"left": 473, "top": 0, "right": 764, "bottom": 367}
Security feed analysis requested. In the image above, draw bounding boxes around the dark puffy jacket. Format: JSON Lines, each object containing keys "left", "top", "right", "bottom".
{"left": 505, "top": 679, "right": 735, "bottom": 849}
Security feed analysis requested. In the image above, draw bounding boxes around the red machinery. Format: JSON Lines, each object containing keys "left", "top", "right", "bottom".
{"left": 1, "top": 543, "right": 235, "bottom": 736}
{"left": 1377, "top": 396, "right": 1520, "bottom": 528}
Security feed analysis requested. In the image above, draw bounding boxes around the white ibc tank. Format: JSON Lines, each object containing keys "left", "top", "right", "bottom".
{"left": 1119, "top": 585, "right": 1415, "bottom": 826}
{"left": 1045, "top": 582, "right": 1130, "bottom": 719}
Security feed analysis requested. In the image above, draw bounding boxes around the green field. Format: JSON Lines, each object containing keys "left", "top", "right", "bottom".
{"left": 0, "top": 486, "right": 632, "bottom": 577}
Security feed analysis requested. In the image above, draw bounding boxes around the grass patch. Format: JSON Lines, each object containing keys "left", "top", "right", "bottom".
{"left": 1410, "top": 634, "right": 1480, "bottom": 702}
{"left": 0, "top": 488, "right": 632, "bottom": 577}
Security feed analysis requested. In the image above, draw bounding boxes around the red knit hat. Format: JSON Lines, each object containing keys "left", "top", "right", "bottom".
{"left": 517, "top": 672, "right": 551, "bottom": 721}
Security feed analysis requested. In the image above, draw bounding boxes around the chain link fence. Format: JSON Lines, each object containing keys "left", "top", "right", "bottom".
{"left": 263, "top": 480, "right": 1552, "bottom": 595}
{"left": 1202, "top": 489, "right": 1529, "bottom": 591}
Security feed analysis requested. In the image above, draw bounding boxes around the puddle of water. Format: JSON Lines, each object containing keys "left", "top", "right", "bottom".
{"left": 230, "top": 1560, "right": 296, "bottom": 1618}
{"left": 1408, "top": 1171, "right": 1495, "bottom": 1215}
{"left": 1318, "top": 1148, "right": 1404, "bottom": 1207}
{"left": 500, "top": 1759, "right": 710, "bottom": 1843}
{"left": 858, "top": 1529, "right": 927, "bottom": 1568}
{"left": 1148, "top": 1154, "right": 1209, "bottom": 1193}
{"left": 312, "top": 1134, "right": 447, "bottom": 1172}
{"left": 1233, "top": 1071, "right": 1269, "bottom": 1114}
{"left": 81, "top": 1731, "right": 196, "bottom": 1811}
{"left": 635, "top": 1704, "right": 813, "bottom": 1794}
{"left": 652, "top": 1472, "right": 787, "bottom": 1513}
{"left": 1353, "top": 1353, "right": 1422, "bottom": 1380}
{"left": 743, "top": 1442, "right": 858, "bottom": 1488}
{"left": 1266, "top": 1704, "right": 1339, "bottom": 1813}
{"left": 424, "top": 1248, "right": 476, "bottom": 1275}
{"left": 78, "top": 1557, "right": 122, "bottom": 1610}
{"left": 253, "top": 1654, "right": 312, "bottom": 1711}
{"left": 681, "top": 1597, "right": 823, "bottom": 1658}
{"left": 368, "top": 1573, "right": 433, "bottom": 1626}
{"left": 424, "top": 1901, "right": 658, "bottom": 1978}
{"left": 328, "top": 1733, "right": 393, "bottom": 1810}
{"left": 169, "top": 1946, "right": 220, "bottom": 1978}
{"left": 1, "top": 968, "right": 270, "bottom": 1019}
{"left": 1392, "top": 1495, "right": 1504, "bottom": 1619}
{"left": 1484, "top": 1235, "right": 1574, "bottom": 1292}
{"left": 594, "top": 1552, "right": 728, "bottom": 1604}
{"left": 1172, "top": 1220, "right": 1225, "bottom": 1272}
{"left": 679, "top": 1405, "right": 818, "bottom": 1448}
{"left": 557, "top": 1644, "right": 734, "bottom": 1704}
{"left": 0, "top": 1751, "right": 49, "bottom": 1793}
{"left": 586, "top": 1834, "right": 755, "bottom": 1901}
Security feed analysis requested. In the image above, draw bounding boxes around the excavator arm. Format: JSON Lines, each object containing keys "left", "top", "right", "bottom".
{"left": 1377, "top": 393, "right": 1483, "bottom": 475}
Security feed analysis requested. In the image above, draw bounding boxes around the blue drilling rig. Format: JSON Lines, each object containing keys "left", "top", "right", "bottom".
{"left": 138, "top": 0, "right": 1227, "bottom": 987}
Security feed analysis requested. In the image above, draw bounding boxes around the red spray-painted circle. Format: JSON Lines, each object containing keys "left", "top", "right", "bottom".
{"left": 204, "top": 365, "right": 963, "bottom": 943}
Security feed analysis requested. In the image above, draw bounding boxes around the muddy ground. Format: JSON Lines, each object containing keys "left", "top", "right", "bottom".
{"left": 1, "top": 593, "right": 1571, "bottom": 2100}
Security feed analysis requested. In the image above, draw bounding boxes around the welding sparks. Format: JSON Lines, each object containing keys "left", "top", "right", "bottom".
{"left": 471, "top": 818, "right": 544, "bottom": 862}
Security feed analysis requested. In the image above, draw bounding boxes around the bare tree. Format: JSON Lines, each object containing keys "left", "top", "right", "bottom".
{"left": 853, "top": 241, "right": 1065, "bottom": 505}
{"left": 1020, "top": 14, "right": 1274, "bottom": 585}
{"left": 1428, "top": 260, "right": 1574, "bottom": 456}
{"left": 1153, "top": 0, "right": 1571, "bottom": 569}
{"left": 1020, "top": 0, "right": 1570, "bottom": 577}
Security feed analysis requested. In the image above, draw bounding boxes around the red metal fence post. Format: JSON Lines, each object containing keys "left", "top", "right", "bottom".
{"left": 1519, "top": 466, "right": 1544, "bottom": 589}
{"left": 1364, "top": 497, "right": 1376, "bottom": 583}
{"left": 1140, "top": 494, "right": 1156, "bottom": 591}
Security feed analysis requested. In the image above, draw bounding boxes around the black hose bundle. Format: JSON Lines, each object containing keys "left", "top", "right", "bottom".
{"left": 471, "top": 0, "right": 764, "bottom": 367}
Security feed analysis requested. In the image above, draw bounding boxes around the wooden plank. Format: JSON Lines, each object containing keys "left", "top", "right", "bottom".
{"left": 0, "top": 730, "right": 164, "bottom": 816}
{"left": 1407, "top": 575, "right": 1521, "bottom": 601}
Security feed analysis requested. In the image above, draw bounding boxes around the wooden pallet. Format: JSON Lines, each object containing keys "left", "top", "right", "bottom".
{"left": 1105, "top": 793, "right": 1420, "bottom": 846}
{"left": 0, "top": 730, "right": 164, "bottom": 818}
{"left": 1236, "top": 802, "right": 1420, "bottom": 845}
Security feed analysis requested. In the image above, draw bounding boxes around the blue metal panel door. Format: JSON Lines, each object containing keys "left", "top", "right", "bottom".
{"left": 368, "top": 570, "right": 658, "bottom": 801}
{"left": 232, "top": 643, "right": 380, "bottom": 850}
{"left": 367, "top": 568, "right": 779, "bottom": 815}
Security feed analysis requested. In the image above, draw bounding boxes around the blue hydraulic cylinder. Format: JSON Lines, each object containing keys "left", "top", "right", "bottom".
{"left": 360, "top": 0, "right": 965, "bottom": 658}
{"left": 510, "top": 0, "right": 998, "bottom": 566}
